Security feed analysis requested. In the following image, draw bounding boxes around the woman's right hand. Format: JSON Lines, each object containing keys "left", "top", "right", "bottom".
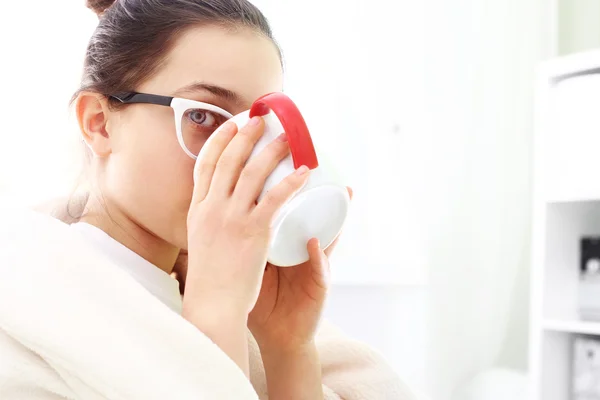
{"left": 181, "top": 116, "right": 309, "bottom": 373}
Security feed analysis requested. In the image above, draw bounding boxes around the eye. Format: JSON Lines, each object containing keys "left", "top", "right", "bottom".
{"left": 184, "top": 109, "right": 230, "bottom": 132}
{"left": 188, "top": 109, "right": 216, "bottom": 127}
{"left": 181, "top": 108, "right": 231, "bottom": 156}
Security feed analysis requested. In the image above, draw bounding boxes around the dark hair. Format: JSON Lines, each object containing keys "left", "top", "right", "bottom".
{"left": 78, "top": 0, "right": 280, "bottom": 105}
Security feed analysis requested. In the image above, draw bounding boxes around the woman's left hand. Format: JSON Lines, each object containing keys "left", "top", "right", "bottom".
{"left": 248, "top": 187, "right": 352, "bottom": 353}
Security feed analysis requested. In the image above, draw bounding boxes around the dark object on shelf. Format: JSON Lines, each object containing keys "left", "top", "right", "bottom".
{"left": 580, "top": 237, "right": 600, "bottom": 321}
{"left": 581, "top": 237, "right": 600, "bottom": 275}
{"left": 573, "top": 336, "right": 600, "bottom": 399}
{"left": 578, "top": 236, "right": 600, "bottom": 320}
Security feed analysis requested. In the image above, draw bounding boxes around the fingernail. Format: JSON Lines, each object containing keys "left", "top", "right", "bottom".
{"left": 276, "top": 132, "right": 288, "bottom": 142}
{"left": 248, "top": 116, "right": 261, "bottom": 126}
{"left": 296, "top": 165, "right": 309, "bottom": 175}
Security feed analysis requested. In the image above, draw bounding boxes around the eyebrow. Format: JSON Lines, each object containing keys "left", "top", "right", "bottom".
{"left": 172, "top": 82, "right": 243, "bottom": 106}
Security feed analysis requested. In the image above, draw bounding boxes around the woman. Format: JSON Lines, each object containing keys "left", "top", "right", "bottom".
{"left": 0, "top": 0, "right": 421, "bottom": 399}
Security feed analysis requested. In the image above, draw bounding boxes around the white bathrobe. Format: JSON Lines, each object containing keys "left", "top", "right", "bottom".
{"left": 0, "top": 204, "right": 422, "bottom": 400}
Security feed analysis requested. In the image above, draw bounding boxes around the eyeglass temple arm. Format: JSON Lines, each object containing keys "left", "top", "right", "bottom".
{"left": 110, "top": 92, "right": 173, "bottom": 107}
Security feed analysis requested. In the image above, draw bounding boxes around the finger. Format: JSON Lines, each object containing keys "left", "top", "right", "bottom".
{"left": 209, "top": 116, "right": 265, "bottom": 198}
{"left": 346, "top": 186, "right": 354, "bottom": 200}
{"left": 307, "top": 238, "right": 330, "bottom": 290}
{"left": 252, "top": 165, "right": 310, "bottom": 223}
{"left": 232, "top": 132, "right": 290, "bottom": 207}
{"left": 191, "top": 121, "right": 238, "bottom": 204}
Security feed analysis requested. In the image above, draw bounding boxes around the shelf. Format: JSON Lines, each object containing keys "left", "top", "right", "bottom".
{"left": 543, "top": 318, "right": 600, "bottom": 335}
{"left": 545, "top": 195, "right": 600, "bottom": 205}
{"left": 530, "top": 13, "right": 600, "bottom": 400}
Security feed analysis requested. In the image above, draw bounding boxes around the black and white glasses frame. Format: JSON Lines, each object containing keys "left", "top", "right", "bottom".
{"left": 110, "top": 91, "right": 234, "bottom": 160}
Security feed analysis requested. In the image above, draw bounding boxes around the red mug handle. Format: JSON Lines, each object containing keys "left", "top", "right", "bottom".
{"left": 249, "top": 92, "right": 319, "bottom": 170}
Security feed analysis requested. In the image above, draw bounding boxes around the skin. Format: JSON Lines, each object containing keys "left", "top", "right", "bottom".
{"left": 75, "top": 25, "right": 352, "bottom": 400}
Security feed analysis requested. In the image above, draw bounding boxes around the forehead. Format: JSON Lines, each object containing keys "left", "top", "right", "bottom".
{"left": 140, "top": 25, "right": 283, "bottom": 109}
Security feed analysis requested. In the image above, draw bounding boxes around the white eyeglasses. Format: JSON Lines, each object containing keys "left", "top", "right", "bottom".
{"left": 110, "top": 91, "right": 234, "bottom": 159}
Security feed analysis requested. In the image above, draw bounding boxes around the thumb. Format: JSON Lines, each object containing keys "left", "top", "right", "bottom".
{"left": 307, "top": 238, "right": 330, "bottom": 291}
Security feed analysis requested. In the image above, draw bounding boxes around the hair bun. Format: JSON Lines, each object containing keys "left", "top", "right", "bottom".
{"left": 86, "top": 0, "right": 117, "bottom": 16}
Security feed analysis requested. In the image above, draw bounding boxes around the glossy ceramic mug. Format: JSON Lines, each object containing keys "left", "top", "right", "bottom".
{"left": 200, "top": 92, "right": 350, "bottom": 267}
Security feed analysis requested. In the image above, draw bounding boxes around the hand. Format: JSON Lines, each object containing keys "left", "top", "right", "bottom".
{"left": 182, "top": 117, "right": 309, "bottom": 373}
{"left": 184, "top": 117, "right": 308, "bottom": 316}
{"left": 248, "top": 187, "right": 353, "bottom": 352}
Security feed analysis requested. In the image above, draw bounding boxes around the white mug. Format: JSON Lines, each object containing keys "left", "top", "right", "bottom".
{"left": 201, "top": 92, "right": 350, "bottom": 267}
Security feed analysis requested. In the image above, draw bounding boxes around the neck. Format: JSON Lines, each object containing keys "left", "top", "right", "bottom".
{"left": 79, "top": 192, "right": 180, "bottom": 274}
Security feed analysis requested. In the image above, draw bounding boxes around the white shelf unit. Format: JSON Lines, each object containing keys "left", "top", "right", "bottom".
{"left": 544, "top": 319, "right": 600, "bottom": 336}
{"left": 529, "top": 49, "right": 600, "bottom": 400}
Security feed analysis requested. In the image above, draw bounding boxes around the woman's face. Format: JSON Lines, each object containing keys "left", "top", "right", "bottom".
{"left": 103, "top": 26, "right": 283, "bottom": 249}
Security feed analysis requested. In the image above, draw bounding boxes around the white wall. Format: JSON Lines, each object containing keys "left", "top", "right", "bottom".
{"left": 0, "top": 2, "right": 96, "bottom": 206}
{"left": 422, "top": 0, "right": 552, "bottom": 398}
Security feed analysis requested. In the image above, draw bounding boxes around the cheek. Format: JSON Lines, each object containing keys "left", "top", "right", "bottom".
{"left": 130, "top": 112, "right": 196, "bottom": 201}
{"left": 123, "top": 113, "right": 185, "bottom": 181}
{"left": 107, "top": 109, "right": 197, "bottom": 243}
